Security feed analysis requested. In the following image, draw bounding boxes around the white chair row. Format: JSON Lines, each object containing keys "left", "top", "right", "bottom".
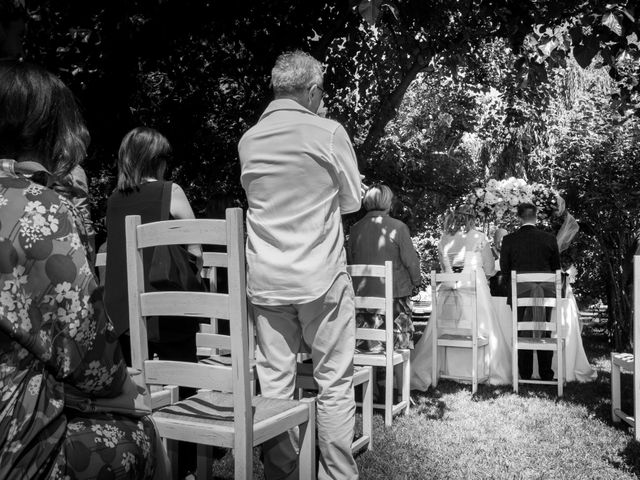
{"left": 99, "top": 210, "right": 408, "bottom": 478}
{"left": 431, "top": 269, "right": 565, "bottom": 397}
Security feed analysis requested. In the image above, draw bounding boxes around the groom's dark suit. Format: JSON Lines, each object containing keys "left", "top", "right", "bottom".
{"left": 500, "top": 224, "right": 561, "bottom": 380}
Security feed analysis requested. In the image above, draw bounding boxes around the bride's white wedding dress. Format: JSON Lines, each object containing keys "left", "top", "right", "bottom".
{"left": 410, "top": 229, "right": 512, "bottom": 390}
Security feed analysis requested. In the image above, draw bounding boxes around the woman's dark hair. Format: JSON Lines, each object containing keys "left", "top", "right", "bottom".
{"left": 0, "top": 60, "right": 89, "bottom": 178}
{"left": 116, "top": 127, "right": 171, "bottom": 192}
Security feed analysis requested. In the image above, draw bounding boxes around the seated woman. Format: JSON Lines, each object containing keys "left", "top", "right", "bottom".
{"left": 104, "top": 127, "right": 203, "bottom": 365}
{"left": 410, "top": 205, "right": 512, "bottom": 391}
{"left": 0, "top": 60, "right": 166, "bottom": 479}
{"left": 348, "top": 185, "right": 421, "bottom": 351}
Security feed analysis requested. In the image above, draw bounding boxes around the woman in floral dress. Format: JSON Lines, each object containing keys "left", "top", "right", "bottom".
{"left": 0, "top": 60, "right": 165, "bottom": 479}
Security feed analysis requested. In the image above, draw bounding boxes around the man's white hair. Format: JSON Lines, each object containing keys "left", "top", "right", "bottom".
{"left": 270, "top": 50, "right": 324, "bottom": 97}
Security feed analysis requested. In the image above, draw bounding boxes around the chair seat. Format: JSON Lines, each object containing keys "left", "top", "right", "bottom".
{"left": 612, "top": 352, "right": 634, "bottom": 371}
{"left": 517, "top": 337, "right": 565, "bottom": 350}
{"left": 153, "top": 390, "right": 309, "bottom": 448}
{"left": 354, "top": 349, "right": 409, "bottom": 367}
{"left": 437, "top": 333, "right": 489, "bottom": 348}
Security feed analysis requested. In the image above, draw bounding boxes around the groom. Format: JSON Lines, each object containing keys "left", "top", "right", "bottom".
{"left": 500, "top": 202, "right": 561, "bottom": 381}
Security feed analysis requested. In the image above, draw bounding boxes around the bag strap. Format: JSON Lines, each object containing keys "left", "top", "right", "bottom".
{"left": 159, "top": 181, "right": 173, "bottom": 221}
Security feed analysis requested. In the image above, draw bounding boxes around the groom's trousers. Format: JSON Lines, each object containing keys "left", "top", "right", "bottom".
{"left": 516, "top": 306, "right": 554, "bottom": 381}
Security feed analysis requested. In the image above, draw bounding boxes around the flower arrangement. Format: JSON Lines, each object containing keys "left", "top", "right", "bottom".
{"left": 457, "top": 177, "right": 561, "bottom": 232}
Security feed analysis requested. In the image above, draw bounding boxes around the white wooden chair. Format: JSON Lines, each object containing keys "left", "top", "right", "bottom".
{"left": 611, "top": 255, "right": 639, "bottom": 441}
{"left": 349, "top": 261, "right": 410, "bottom": 427}
{"left": 511, "top": 270, "right": 565, "bottom": 397}
{"left": 295, "top": 362, "right": 373, "bottom": 453}
{"left": 125, "top": 209, "right": 316, "bottom": 479}
{"left": 431, "top": 269, "right": 488, "bottom": 394}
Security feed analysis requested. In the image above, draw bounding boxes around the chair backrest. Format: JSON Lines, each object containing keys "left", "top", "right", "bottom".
{"left": 431, "top": 269, "right": 478, "bottom": 336}
{"left": 94, "top": 246, "right": 249, "bottom": 359}
{"left": 510, "top": 270, "right": 562, "bottom": 333}
{"left": 125, "top": 208, "right": 251, "bottom": 438}
{"left": 347, "top": 262, "right": 394, "bottom": 357}
{"left": 197, "top": 251, "right": 255, "bottom": 357}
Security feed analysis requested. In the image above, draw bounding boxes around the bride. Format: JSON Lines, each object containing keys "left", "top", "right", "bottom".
{"left": 410, "top": 205, "right": 512, "bottom": 390}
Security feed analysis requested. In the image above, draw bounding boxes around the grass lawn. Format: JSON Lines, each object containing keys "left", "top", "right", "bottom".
{"left": 208, "top": 315, "right": 640, "bottom": 479}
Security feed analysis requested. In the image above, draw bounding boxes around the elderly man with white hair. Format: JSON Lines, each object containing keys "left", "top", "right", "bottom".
{"left": 238, "top": 50, "right": 362, "bottom": 480}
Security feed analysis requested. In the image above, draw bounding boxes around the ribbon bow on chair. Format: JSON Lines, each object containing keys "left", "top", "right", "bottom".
{"left": 439, "top": 283, "right": 464, "bottom": 327}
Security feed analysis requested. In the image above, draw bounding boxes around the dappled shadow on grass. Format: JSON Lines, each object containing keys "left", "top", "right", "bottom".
{"left": 410, "top": 380, "right": 516, "bottom": 420}
{"left": 620, "top": 439, "right": 640, "bottom": 476}
{"left": 410, "top": 387, "right": 447, "bottom": 420}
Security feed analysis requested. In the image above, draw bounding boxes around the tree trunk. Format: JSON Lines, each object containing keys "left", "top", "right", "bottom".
{"left": 601, "top": 233, "right": 633, "bottom": 351}
{"left": 356, "top": 59, "right": 425, "bottom": 167}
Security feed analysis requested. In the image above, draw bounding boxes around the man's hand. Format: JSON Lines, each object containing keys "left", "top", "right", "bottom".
{"left": 360, "top": 174, "right": 369, "bottom": 199}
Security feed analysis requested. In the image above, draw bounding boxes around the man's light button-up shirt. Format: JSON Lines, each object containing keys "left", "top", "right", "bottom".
{"left": 238, "top": 99, "right": 361, "bottom": 305}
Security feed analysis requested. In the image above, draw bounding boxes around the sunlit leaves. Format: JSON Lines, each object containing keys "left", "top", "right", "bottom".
{"left": 602, "top": 11, "right": 624, "bottom": 36}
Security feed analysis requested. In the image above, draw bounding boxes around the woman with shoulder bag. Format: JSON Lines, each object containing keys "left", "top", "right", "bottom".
{"left": 104, "top": 127, "right": 204, "bottom": 366}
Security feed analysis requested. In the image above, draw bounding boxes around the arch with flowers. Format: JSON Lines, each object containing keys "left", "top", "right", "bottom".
{"left": 455, "top": 177, "right": 564, "bottom": 234}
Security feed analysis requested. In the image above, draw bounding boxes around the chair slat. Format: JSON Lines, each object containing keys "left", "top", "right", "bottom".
{"left": 137, "top": 219, "right": 227, "bottom": 248}
{"left": 202, "top": 252, "right": 228, "bottom": 268}
{"left": 196, "top": 332, "right": 231, "bottom": 350}
{"left": 515, "top": 272, "right": 558, "bottom": 282}
{"left": 347, "top": 264, "right": 386, "bottom": 277}
{"left": 354, "top": 297, "right": 386, "bottom": 311}
{"left": 356, "top": 328, "right": 386, "bottom": 341}
{"left": 140, "top": 291, "right": 230, "bottom": 319}
{"left": 95, "top": 252, "right": 106, "bottom": 268}
{"left": 144, "top": 360, "right": 234, "bottom": 391}
{"left": 515, "top": 298, "right": 558, "bottom": 308}
{"left": 516, "top": 321, "right": 557, "bottom": 332}
{"left": 434, "top": 271, "right": 474, "bottom": 283}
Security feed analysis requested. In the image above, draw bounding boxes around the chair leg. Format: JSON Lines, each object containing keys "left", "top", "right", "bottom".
{"left": 402, "top": 355, "right": 410, "bottom": 416}
{"left": 384, "top": 365, "right": 393, "bottom": 427}
{"left": 197, "top": 445, "right": 213, "bottom": 480}
{"left": 432, "top": 345, "right": 438, "bottom": 389}
{"left": 611, "top": 354, "right": 621, "bottom": 423}
{"left": 363, "top": 367, "right": 373, "bottom": 451}
{"left": 299, "top": 398, "right": 317, "bottom": 480}
{"left": 558, "top": 344, "right": 564, "bottom": 397}
{"left": 234, "top": 439, "right": 251, "bottom": 480}
{"left": 472, "top": 345, "right": 478, "bottom": 395}
{"left": 165, "top": 438, "right": 179, "bottom": 480}
{"left": 512, "top": 344, "right": 519, "bottom": 394}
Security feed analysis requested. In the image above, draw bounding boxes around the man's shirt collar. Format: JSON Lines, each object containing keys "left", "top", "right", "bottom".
{"left": 259, "top": 98, "right": 316, "bottom": 122}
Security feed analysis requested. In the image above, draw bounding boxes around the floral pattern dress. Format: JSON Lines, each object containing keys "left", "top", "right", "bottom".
{"left": 0, "top": 174, "right": 159, "bottom": 479}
